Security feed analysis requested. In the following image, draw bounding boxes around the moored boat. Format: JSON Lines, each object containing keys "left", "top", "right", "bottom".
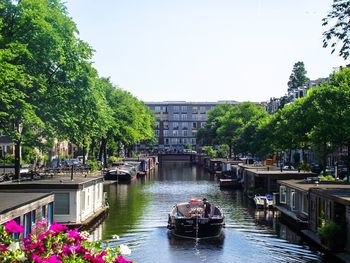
{"left": 104, "top": 167, "right": 136, "bottom": 182}
{"left": 253, "top": 194, "right": 273, "bottom": 209}
{"left": 167, "top": 199, "right": 224, "bottom": 239}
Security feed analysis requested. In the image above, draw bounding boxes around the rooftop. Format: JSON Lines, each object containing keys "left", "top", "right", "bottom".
{"left": 278, "top": 179, "right": 350, "bottom": 192}
{"left": 0, "top": 175, "right": 104, "bottom": 190}
{"left": 0, "top": 192, "right": 53, "bottom": 215}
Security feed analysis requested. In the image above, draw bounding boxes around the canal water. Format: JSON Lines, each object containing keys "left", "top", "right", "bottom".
{"left": 98, "top": 162, "right": 330, "bottom": 263}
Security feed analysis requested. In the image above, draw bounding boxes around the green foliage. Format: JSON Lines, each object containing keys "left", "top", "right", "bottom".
{"left": 185, "top": 144, "right": 193, "bottom": 150}
{"left": 217, "top": 144, "right": 230, "bottom": 158}
{"left": 202, "top": 146, "right": 217, "bottom": 158}
{"left": 298, "top": 161, "right": 311, "bottom": 172}
{"left": 317, "top": 220, "right": 341, "bottom": 244}
{"left": 318, "top": 175, "right": 336, "bottom": 181}
{"left": 322, "top": 1, "right": 350, "bottom": 59}
{"left": 108, "top": 156, "right": 121, "bottom": 164}
{"left": 87, "top": 160, "right": 100, "bottom": 172}
{"left": 287, "top": 61, "right": 309, "bottom": 91}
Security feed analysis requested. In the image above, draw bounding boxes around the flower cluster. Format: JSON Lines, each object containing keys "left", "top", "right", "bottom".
{"left": 0, "top": 220, "right": 132, "bottom": 263}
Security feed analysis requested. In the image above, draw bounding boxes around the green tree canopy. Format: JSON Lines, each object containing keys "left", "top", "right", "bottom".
{"left": 287, "top": 61, "right": 309, "bottom": 91}
{"left": 322, "top": 0, "right": 350, "bottom": 59}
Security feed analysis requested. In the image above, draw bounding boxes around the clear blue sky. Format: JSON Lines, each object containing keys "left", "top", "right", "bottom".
{"left": 66, "top": 0, "right": 345, "bottom": 102}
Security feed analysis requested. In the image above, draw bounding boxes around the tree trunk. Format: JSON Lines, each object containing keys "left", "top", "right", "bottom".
{"left": 82, "top": 139, "right": 86, "bottom": 165}
{"left": 347, "top": 143, "right": 350, "bottom": 183}
{"left": 99, "top": 137, "right": 107, "bottom": 161}
{"left": 229, "top": 145, "right": 232, "bottom": 159}
{"left": 103, "top": 140, "right": 107, "bottom": 168}
{"left": 14, "top": 138, "right": 21, "bottom": 180}
{"left": 90, "top": 138, "right": 95, "bottom": 160}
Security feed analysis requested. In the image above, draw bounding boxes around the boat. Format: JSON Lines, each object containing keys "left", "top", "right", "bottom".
{"left": 253, "top": 194, "right": 273, "bottom": 209}
{"left": 167, "top": 199, "right": 224, "bottom": 239}
{"left": 104, "top": 167, "right": 136, "bottom": 182}
{"left": 219, "top": 178, "right": 241, "bottom": 189}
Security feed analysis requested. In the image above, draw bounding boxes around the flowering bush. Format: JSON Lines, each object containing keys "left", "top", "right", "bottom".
{"left": 0, "top": 220, "right": 132, "bottom": 263}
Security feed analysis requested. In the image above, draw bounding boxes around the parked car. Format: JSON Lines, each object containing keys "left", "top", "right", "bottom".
{"left": 283, "top": 165, "right": 295, "bottom": 170}
{"left": 311, "top": 164, "right": 322, "bottom": 174}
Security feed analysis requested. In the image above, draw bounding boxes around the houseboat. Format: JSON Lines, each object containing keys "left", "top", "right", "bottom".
{"left": 303, "top": 187, "right": 350, "bottom": 254}
{"left": 275, "top": 179, "right": 350, "bottom": 230}
{"left": 0, "top": 192, "right": 54, "bottom": 238}
{"left": 0, "top": 175, "right": 107, "bottom": 228}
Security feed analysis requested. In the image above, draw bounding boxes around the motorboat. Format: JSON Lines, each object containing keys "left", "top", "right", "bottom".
{"left": 253, "top": 194, "right": 273, "bottom": 209}
{"left": 167, "top": 199, "right": 224, "bottom": 239}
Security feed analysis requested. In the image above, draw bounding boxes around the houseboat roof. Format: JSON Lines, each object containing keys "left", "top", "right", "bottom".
{"left": 310, "top": 188, "right": 350, "bottom": 206}
{"left": 0, "top": 176, "right": 104, "bottom": 190}
{"left": 245, "top": 169, "right": 315, "bottom": 178}
{"left": 0, "top": 192, "right": 53, "bottom": 215}
{"left": 278, "top": 179, "right": 350, "bottom": 192}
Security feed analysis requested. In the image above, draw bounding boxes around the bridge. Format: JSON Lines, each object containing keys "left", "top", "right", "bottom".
{"left": 157, "top": 153, "right": 197, "bottom": 163}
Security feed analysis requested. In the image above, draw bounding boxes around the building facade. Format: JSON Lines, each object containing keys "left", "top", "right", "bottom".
{"left": 145, "top": 101, "right": 237, "bottom": 151}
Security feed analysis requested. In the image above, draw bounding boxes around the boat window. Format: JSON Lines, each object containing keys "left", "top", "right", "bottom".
{"left": 280, "top": 186, "right": 286, "bottom": 204}
{"left": 54, "top": 193, "right": 70, "bottom": 215}
{"left": 290, "top": 191, "right": 296, "bottom": 210}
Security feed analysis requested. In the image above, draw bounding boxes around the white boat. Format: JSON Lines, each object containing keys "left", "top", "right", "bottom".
{"left": 254, "top": 194, "right": 273, "bottom": 209}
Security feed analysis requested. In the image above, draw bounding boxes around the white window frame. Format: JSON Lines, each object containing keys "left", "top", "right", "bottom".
{"left": 280, "top": 186, "right": 286, "bottom": 204}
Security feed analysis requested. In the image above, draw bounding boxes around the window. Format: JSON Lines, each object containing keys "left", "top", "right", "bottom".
{"left": 290, "top": 191, "right": 296, "bottom": 210}
{"left": 31, "top": 210, "right": 36, "bottom": 228}
{"left": 191, "top": 138, "right": 196, "bottom": 145}
{"left": 200, "top": 106, "right": 205, "bottom": 112}
{"left": 165, "top": 138, "right": 169, "bottom": 145}
{"left": 172, "top": 122, "right": 179, "bottom": 129}
{"left": 182, "top": 122, "right": 187, "bottom": 129}
{"left": 183, "top": 130, "right": 188, "bottom": 136}
{"left": 48, "top": 203, "right": 53, "bottom": 226}
{"left": 163, "top": 130, "right": 169, "bottom": 136}
{"left": 173, "top": 114, "right": 179, "bottom": 120}
{"left": 42, "top": 206, "right": 46, "bottom": 220}
{"left": 173, "top": 106, "right": 179, "bottom": 112}
{"left": 302, "top": 194, "right": 308, "bottom": 214}
{"left": 24, "top": 212, "right": 31, "bottom": 237}
{"left": 201, "top": 122, "right": 206, "bottom": 128}
{"left": 54, "top": 193, "right": 70, "bottom": 215}
{"left": 192, "top": 122, "right": 197, "bottom": 129}
{"left": 81, "top": 191, "right": 86, "bottom": 211}
{"left": 172, "top": 130, "right": 178, "bottom": 136}
{"left": 181, "top": 114, "right": 187, "bottom": 120}
{"left": 181, "top": 106, "right": 187, "bottom": 112}
{"left": 11, "top": 217, "right": 21, "bottom": 239}
{"left": 155, "top": 106, "right": 161, "bottom": 112}
{"left": 280, "top": 186, "right": 286, "bottom": 204}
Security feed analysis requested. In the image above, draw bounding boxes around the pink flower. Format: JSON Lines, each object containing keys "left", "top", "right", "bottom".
{"left": 45, "top": 255, "right": 62, "bottom": 263}
{"left": 32, "top": 255, "right": 62, "bottom": 263}
{"left": 5, "top": 220, "right": 24, "bottom": 233}
{"left": 49, "top": 223, "right": 67, "bottom": 233}
{"left": 115, "top": 255, "right": 132, "bottom": 263}
{"left": 67, "top": 228, "right": 86, "bottom": 241}
{"left": 0, "top": 244, "right": 7, "bottom": 252}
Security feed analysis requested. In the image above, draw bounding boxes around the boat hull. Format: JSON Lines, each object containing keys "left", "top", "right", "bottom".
{"left": 168, "top": 216, "right": 224, "bottom": 239}
{"left": 104, "top": 171, "right": 136, "bottom": 182}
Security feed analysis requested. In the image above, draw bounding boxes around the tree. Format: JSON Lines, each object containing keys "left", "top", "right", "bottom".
{"left": 322, "top": 0, "right": 350, "bottom": 59}
{"left": 287, "top": 61, "right": 309, "bottom": 91}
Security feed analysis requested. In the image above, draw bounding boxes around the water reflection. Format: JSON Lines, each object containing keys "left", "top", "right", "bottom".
{"left": 94, "top": 162, "right": 329, "bottom": 262}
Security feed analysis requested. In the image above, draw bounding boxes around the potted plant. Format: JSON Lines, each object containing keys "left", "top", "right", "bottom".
{"left": 317, "top": 220, "right": 345, "bottom": 252}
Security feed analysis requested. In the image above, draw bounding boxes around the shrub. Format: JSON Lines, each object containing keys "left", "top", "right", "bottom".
{"left": 318, "top": 175, "right": 335, "bottom": 181}
{"left": 87, "top": 160, "right": 100, "bottom": 172}
{"left": 0, "top": 220, "right": 133, "bottom": 263}
{"left": 108, "top": 156, "right": 121, "bottom": 164}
